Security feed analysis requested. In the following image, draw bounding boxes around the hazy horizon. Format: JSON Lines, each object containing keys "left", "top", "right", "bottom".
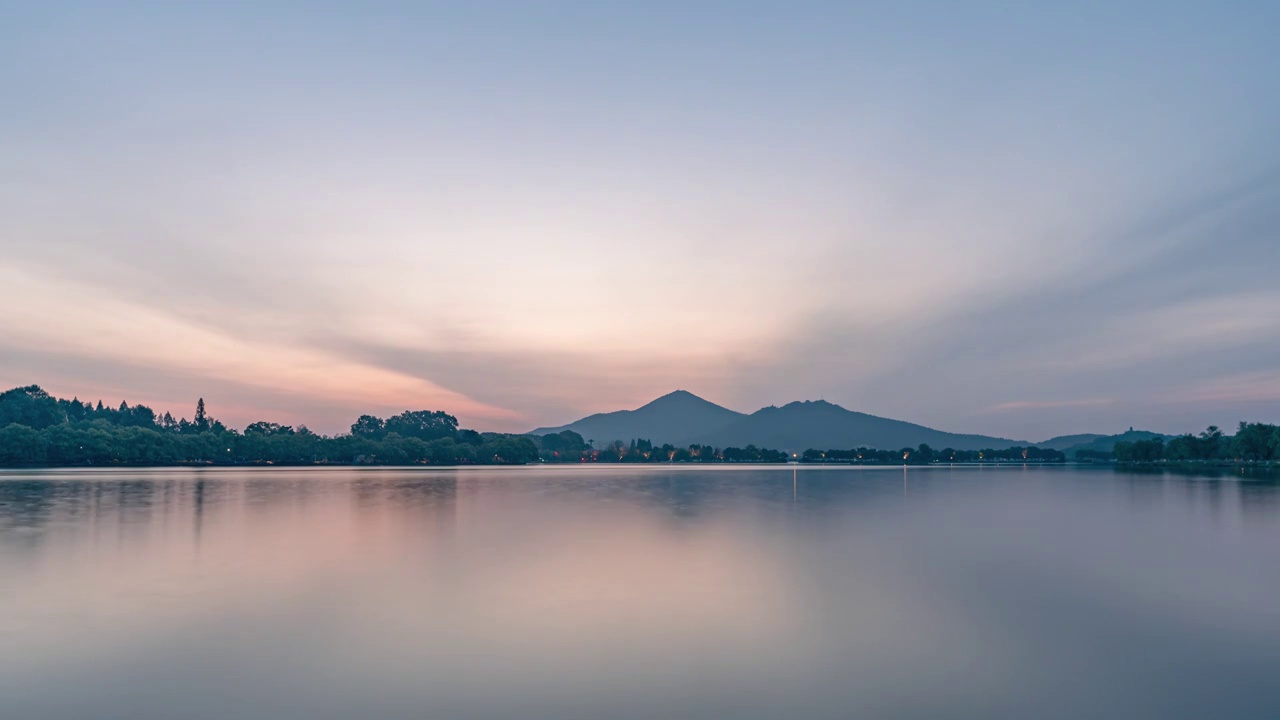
{"left": 4, "top": 1, "right": 1279, "bottom": 438}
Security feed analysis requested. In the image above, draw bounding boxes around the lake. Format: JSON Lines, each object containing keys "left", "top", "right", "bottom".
{"left": 2, "top": 465, "right": 1278, "bottom": 719}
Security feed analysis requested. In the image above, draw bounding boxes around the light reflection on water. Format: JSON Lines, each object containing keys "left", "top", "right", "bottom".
{"left": 1, "top": 465, "right": 1278, "bottom": 719}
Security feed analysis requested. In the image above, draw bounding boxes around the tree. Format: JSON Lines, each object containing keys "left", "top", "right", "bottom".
{"left": 194, "top": 398, "right": 210, "bottom": 432}
{"left": 384, "top": 410, "right": 458, "bottom": 442}
{"left": 539, "top": 430, "right": 585, "bottom": 460}
{"left": 1120, "top": 438, "right": 1165, "bottom": 462}
{"left": 245, "top": 422, "right": 294, "bottom": 436}
{"left": 1167, "top": 434, "right": 1199, "bottom": 461}
{"left": 60, "top": 397, "right": 88, "bottom": 422}
{"left": 1234, "top": 422, "right": 1277, "bottom": 461}
{"left": 1199, "top": 426, "right": 1225, "bottom": 459}
{"left": 482, "top": 436, "right": 539, "bottom": 464}
{"left": 0, "top": 423, "right": 48, "bottom": 464}
{"left": 0, "top": 385, "right": 65, "bottom": 430}
{"left": 350, "top": 415, "right": 386, "bottom": 438}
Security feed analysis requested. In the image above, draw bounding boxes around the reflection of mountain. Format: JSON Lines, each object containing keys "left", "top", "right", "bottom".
{"left": 532, "top": 392, "right": 1021, "bottom": 451}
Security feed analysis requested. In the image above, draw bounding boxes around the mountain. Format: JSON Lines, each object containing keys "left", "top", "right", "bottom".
{"left": 689, "top": 399, "right": 1023, "bottom": 452}
{"left": 1035, "top": 433, "right": 1106, "bottom": 451}
{"left": 1060, "top": 429, "right": 1171, "bottom": 457}
{"left": 530, "top": 390, "right": 744, "bottom": 446}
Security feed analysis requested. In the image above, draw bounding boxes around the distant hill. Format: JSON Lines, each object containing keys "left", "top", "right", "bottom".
{"left": 1060, "top": 429, "right": 1172, "bottom": 457}
{"left": 689, "top": 399, "right": 1023, "bottom": 452}
{"left": 530, "top": 390, "right": 744, "bottom": 446}
{"left": 1035, "top": 433, "right": 1106, "bottom": 451}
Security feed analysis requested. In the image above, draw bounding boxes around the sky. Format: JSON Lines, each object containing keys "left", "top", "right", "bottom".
{"left": 3, "top": 0, "right": 1279, "bottom": 440}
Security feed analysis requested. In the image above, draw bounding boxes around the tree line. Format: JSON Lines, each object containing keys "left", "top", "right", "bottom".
{"left": 0, "top": 385, "right": 545, "bottom": 467}
{"left": 800, "top": 444, "right": 1067, "bottom": 464}
{"left": 565, "top": 436, "right": 790, "bottom": 464}
{"left": 0, "top": 386, "right": 789, "bottom": 467}
{"left": 4, "top": 385, "right": 1276, "bottom": 468}
{"left": 1101, "top": 424, "right": 1280, "bottom": 464}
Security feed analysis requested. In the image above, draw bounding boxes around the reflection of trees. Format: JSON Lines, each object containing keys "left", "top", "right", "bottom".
{"left": 0, "top": 478, "right": 62, "bottom": 552}
{"left": 1117, "top": 464, "right": 1280, "bottom": 482}
{"left": 3, "top": 467, "right": 1279, "bottom": 559}
{"left": 0, "top": 476, "right": 159, "bottom": 554}
{"left": 1114, "top": 465, "right": 1280, "bottom": 527}
{"left": 1241, "top": 486, "right": 1280, "bottom": 522}
{"left": 0, "top": 471, "right": 468, "bottom": 548}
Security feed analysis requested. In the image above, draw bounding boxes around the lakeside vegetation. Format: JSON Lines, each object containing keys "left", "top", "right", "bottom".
{"left": 0, "top": 391, "right": 537, "bottom": 467}
{"left": 801, "top": 445, "right": 1066, "bottom": 464}
{"left": 1, "top": 385, "right": 1276, "bottom": 468}
{"left": 0, "top": 386, "right": 791, "bottom": 467}
{"left": 1092, "top": 423, "right": 1280, "bottom": 464}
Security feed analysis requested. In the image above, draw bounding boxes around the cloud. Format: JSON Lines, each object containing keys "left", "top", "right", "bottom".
{"left": 2, "top": 1, "right": 1279, "bottom": 438}
{"left": 979, "top": 399, "right": 1116, "bottom": 415}
{"left": 0, "top": 266, "right": 522, "bottom": 432}
{"left": 316, "top": 337, "right": 754, "bottom": 429}
{"left": 1180, "top": 370, "right": 1280, "bottom": 406}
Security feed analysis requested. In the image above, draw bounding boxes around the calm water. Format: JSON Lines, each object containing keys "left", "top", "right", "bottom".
{"left": 2, "top": 465, "right": 1279, "bottom": 719}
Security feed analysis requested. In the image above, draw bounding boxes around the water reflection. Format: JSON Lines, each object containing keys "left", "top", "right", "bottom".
{"left": 1, "top": 466, "right": 1279, "bottom": 719}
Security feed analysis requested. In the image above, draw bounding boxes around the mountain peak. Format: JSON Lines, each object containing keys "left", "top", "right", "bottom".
{"left": 650, "top": 389, "right": 711, "bottom": 407}
{"left": 534, "top": 392, "right": 1022, "bottom": 452}
{"left": 530, "top": 390, "right": 744, "bottom": 444}
{"left": 700, "top": 398, "right": 1020, "bottom": 451}
{"left": 775, "top": 399, "right": 845, "bottom": 412}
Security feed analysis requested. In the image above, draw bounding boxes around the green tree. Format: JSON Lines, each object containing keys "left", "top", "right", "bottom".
{"left": 1234, "top": 422, "right": 1277, "bottom": 461}
{"left": 1167, "top": 434, "right": 1198, "bottom": 461}
{"left": 0, "top": 424, "right": 48, "bottom": 464}
{"left": 539, "top": 430, "right": 585, "bottom": 461}
{"left": 194, "top": 398, "right": 210, "bottom": 432}
{"left": 245, "top": 421, "right": 295, "bottom": 436}
{"left": 1199, "top": 426, "right": 1225, "bottom": 459}
{"left": 384, "top": 410, "right": 458, "bottom": 442}
{"left": 350, "top": 415, "right": 386, "bottom": 438}
{"left": 0, "top": 385, "right": 65, "bottom": 430}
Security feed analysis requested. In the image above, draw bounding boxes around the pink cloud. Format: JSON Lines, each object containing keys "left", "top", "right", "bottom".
{"left": 979, "top": 398, "right": 1116, "bottom": 414}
